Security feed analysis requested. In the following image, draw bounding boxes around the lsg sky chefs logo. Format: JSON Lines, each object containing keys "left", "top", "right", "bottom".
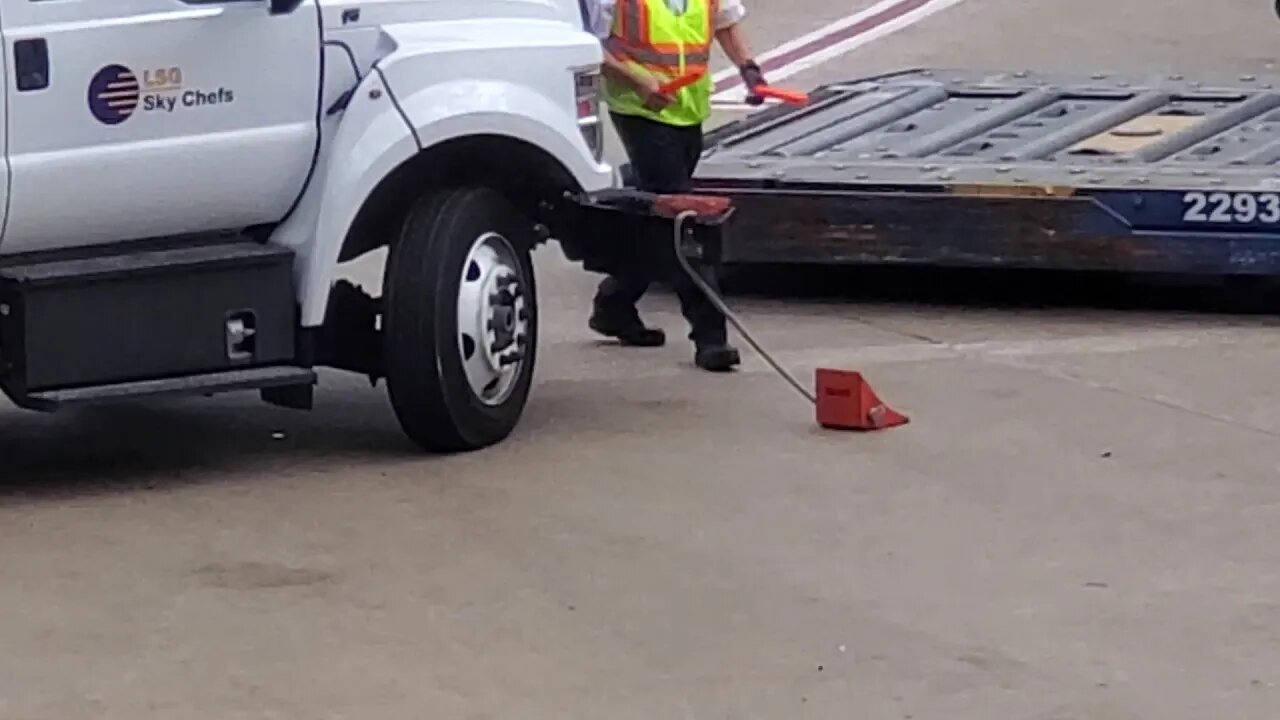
{"left": 88, "top": 64, "right": 234, "bottom": 125}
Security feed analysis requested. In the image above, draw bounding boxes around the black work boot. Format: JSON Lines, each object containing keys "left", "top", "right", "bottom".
{"left": 694, "top": 342, "right": 741, "bottom": 372}
{"left": 589, "top": 313, "right": 666, "bottom": 347}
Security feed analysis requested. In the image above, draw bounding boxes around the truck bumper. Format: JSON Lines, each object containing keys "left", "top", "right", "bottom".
{"left": 545, "top": 188, "right": 731, "bottom": 277}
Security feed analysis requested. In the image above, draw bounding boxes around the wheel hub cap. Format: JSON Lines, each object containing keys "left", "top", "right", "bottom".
{"left": 457, "top": 232, "right": 529, "bottom": 406}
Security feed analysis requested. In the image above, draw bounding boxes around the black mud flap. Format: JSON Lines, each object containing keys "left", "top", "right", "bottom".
{"left": 545, "top": 188, "right": 732, "bottom": 278}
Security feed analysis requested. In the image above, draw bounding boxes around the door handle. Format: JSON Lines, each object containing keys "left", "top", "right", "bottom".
{"left": 14, "top": 38, "right": 49, "bottom": 92}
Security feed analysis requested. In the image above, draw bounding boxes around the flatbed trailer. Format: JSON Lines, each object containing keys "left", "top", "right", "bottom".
{"left": 694, "top": 68, "right": 1280, "bottom": 276}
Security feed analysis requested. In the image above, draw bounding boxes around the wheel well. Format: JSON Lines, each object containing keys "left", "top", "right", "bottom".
{"left": 337, "top": 134, "right": 579, "bottom": 263}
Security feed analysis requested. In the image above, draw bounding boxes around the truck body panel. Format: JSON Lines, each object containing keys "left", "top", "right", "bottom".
{"left": 315, "top": 0, "right": 586, "bottom": 30}
{"left": 0, "top": 0, "right": 323, "bottom": 254}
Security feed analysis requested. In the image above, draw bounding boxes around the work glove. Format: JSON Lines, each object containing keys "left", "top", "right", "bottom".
{"left": 739, "top": 60, "right": 767, "bottom": 105}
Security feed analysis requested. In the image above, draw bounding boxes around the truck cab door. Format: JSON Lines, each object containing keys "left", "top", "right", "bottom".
{"left": 0, "top": 36, "right": 14, "bottom": 245}
{"left": 0, "top": 0, "right": 321, "bottom": 255}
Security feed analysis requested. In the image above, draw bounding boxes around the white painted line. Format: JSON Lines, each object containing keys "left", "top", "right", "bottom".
{"left": 708, "top": 100, "right": 785, "bottom": 111}
{"left": 709, "top": 0, "right": 973, "bottom": 105}
{"left": 711, "top": 0, "right": 916, "bottom": 87}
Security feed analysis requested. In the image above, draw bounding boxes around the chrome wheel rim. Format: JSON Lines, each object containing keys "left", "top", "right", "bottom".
{"left": 456, "top": 232, "right": 529, "bottom": 406}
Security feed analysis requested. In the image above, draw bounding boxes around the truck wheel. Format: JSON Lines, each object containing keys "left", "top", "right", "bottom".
{"left": 383, "top": 186, "right": 538, "bottom": 452}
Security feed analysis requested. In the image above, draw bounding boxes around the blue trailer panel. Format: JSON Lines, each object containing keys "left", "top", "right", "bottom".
{"left": 693, "top": 69, "right": 1280, "bottom": 275}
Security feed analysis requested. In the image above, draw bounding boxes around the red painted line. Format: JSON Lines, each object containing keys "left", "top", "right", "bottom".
{"left": 713, "top": 0, "right": 932, "bottom": 94}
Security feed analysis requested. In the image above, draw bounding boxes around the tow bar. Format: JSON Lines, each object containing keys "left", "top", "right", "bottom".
{"left": 657, "top": 194, "right": 910, "bottom": 432}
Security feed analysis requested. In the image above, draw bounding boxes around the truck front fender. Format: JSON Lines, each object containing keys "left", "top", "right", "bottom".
{"left": 393, "top": 80, "right": 608, "bottom": 189}
{"left": 281, "top": 72, "right": 612, "bottom": 328}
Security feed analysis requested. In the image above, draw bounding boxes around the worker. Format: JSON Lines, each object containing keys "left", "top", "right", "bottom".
{"left": 585, "top": 0, "right": 767, "bottom": 372}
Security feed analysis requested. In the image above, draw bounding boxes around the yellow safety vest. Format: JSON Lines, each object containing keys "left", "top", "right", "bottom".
{"left": 604, "top": 0, "right": 717, "bottom": 126}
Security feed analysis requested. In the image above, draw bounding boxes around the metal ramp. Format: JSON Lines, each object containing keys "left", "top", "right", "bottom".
{"left": 694, "top": 68, "right": 1280, "bottom": 274}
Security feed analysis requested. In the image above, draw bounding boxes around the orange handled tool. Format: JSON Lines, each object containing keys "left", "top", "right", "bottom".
{"left": 753, "top": 84, "right": 809, "bottom": 106}
{"left": 658, "top": 72, "right": 704, "bottom": 95}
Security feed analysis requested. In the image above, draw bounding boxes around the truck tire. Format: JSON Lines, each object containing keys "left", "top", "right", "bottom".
{"left": 383, "top": 186, "right": 538, "bottom": 452}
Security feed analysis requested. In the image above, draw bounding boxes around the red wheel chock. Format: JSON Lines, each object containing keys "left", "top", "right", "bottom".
{"left": 815, "top": 368, "right": 909, "bottom": 432}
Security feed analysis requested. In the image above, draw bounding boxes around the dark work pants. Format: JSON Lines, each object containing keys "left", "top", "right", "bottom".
{"left": 592, "top": 111, "right": 728, "bottom": 345}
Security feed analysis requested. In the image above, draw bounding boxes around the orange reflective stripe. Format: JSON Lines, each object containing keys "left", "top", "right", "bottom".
{"left": 616, "top": 0, "right": 645, "bottom": 43}
{"left": 615, "top": 0, "right": 645, "bottom": 44}
{"left": 612, "top": 0, "right": 713, "bottom": 54}
{"left": 637, "top": 0, "right": 651, "bottom": 41}
{"left": 617, "top": 0, "right": 629, "bottom": 38}
{"left": 606, "top": 42, "right": 710, "bottom": 68}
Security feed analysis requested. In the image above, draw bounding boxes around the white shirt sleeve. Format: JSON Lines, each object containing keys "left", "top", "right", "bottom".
{"left": 714, "top": 0, "right": 746, "bottom": 31}
{"left": 588, "top": 0, "right": 615, "bottom": 40}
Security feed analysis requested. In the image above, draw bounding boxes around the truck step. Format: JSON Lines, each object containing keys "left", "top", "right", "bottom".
{"left": 0, "top": 235, "right": 303, "bottom": 399}
{"left": 25, "top": 366, "right": 317, "bottom": 410}
{"left": 0, "top": 235, "right": 291, "bottom": 286}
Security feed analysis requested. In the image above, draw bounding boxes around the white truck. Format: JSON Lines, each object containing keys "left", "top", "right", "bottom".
{"left": 0, "top": 0, "right": 683, "bottom": 452}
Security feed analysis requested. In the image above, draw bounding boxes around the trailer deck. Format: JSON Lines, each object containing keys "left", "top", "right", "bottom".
{"left": 695, "top": 68, "right": 1280, "bottom": 274}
